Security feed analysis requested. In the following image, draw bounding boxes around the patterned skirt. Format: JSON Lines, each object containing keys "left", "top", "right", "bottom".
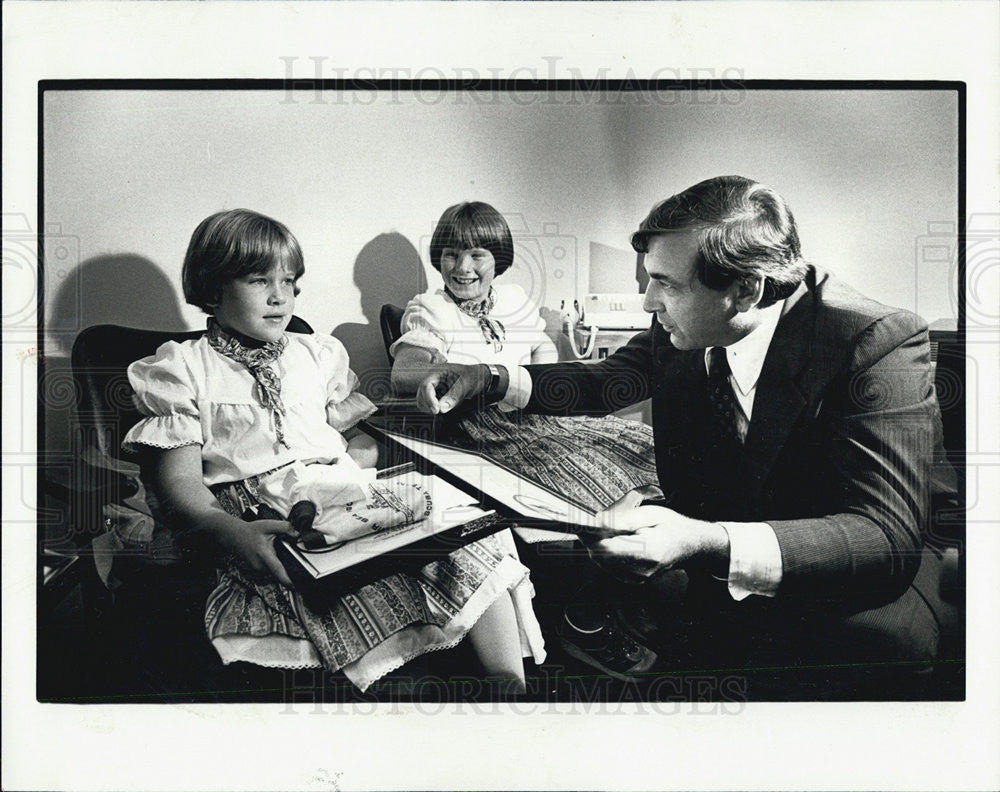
{"left": 205, "top": 468, "right": 537, "bottom": 691}
{"left": 442, "top": 409, "right": 660, "bottom": 540}
{"left": 203, "top": 411, "right": 656, "bottom": 689}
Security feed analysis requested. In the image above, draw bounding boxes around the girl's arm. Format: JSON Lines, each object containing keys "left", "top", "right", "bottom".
{"left": 152, "top": 445, "right": 297, "bottom": 586}
{"left": 342, "top": 426, "right": 379, "bottom": 468}
{"left": 531, "top": 334, "right": 559, "bottom": 364}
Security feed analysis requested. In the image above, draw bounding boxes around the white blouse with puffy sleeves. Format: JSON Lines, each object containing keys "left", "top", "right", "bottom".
{"left": 389, "top": 283, "right": 551, "bottom": 368}
{"left": 122, "top": 332, "right": 376, "bottom": 487}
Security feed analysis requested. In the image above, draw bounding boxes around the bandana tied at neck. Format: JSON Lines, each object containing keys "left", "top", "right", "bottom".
{"left": 206, "top": 318, "right": 290, "bottom": 449}
{"left": 445, "top": 286, "right": 506, "bottom": 353}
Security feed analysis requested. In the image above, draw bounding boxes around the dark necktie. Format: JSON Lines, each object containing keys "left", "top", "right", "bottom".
{"left": 707, "top": 346, "right": 746, "bottom": 457}
{"left": 688, "top": 347, "right": 749, "bottom": 575}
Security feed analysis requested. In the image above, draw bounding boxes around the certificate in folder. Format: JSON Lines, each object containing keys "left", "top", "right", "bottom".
{"left": 275, "top": 463, "right": 506, "bottom": 595}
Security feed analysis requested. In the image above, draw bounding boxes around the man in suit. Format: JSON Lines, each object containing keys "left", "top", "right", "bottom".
{"left": 415, "top": 175, "right": 946, "bottom": 683}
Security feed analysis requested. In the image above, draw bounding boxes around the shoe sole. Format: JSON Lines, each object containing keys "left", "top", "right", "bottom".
{"left": 558, "top": 637, "right": 658, "bottom": 683}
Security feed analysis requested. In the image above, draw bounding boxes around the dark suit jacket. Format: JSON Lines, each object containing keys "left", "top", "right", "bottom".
{"left": 525, "top": 267, "right": 944, "bottom": 657}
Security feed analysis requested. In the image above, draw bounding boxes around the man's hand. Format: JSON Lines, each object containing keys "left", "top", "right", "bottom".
{"left": 219, "top": 519, "right": 298, "bottom": 587}
{"left": 593, "top": 487, "right": 666, "bottom": 533}
{"left": 584, "top": 490, "right": 730, "bottom": 582}
{"left": 415, "top": 364, "right": 488, "bottom": 414}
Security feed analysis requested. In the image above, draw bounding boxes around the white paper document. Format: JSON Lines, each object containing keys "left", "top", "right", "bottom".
{"left": 280, "top": 469, "right": 495, "bottom": 579}
{"left": 375, "top": 427, "right": 603, "bottom": 531}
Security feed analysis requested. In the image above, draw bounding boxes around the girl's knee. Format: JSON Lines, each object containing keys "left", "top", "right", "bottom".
{"left": 467, "top": 594, "right": 527, "bottom": 690}
{"left": 490, "top": 672, "right": 526, "bottom": 697}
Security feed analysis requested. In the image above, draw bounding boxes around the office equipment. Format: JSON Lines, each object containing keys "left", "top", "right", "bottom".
{"left": 582, "top": 293, "right": 649, "bottom": 330}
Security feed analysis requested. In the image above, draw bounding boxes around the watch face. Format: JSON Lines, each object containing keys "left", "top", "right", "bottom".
{"left": 485, "top": 365, "right": 501, "bottom": 398}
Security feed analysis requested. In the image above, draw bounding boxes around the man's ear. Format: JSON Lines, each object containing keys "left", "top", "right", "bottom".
{"left": 733, "top": 276, "right": 765, "bottom": 312}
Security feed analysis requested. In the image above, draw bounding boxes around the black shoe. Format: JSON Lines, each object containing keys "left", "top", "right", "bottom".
{"left": 557, "top": 606, "right": 657, "bottom": 681}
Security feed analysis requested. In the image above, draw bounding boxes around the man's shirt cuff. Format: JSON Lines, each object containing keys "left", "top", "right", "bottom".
{"left": 499, "top": 365, "right": 532, "bottom": 411}
{"left": 719, "top": 521, "right": 782, "bottom": 601}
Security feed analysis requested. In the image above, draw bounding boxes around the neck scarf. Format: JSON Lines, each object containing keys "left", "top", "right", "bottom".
{"left": 444, "top": 286, "right": 506, "bottom": 353}
{"left": 207, "top": 318, "right": 290, "bottom": 449}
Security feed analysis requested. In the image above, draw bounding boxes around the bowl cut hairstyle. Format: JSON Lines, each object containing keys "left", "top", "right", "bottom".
{"left": 182, "top": 208, "right": 305, "bottom": 313}
{"left": 631, "top": 175, "right": 809, "bottom": 308}
{"left": 429, "top": 202, "right": 515, "bottom": 278}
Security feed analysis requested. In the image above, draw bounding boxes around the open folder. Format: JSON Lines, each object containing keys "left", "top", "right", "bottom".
{"left": 276, "top": 462, "right": 505, "bottom": 594}
{"left": 277, "top": 412, "right": 608, "bottom": 594}
{"left": 363, "top": 414, "right": 608, "bottom": 534}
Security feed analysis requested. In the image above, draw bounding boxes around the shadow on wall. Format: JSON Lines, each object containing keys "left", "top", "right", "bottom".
{"left": 331, "top": 233, "right": 427, "bottom": 401}
{"left": 539, "top": 306, "right": 570, "bottom": 358}
{"left": 48, "top": 254, "right": 188, "bottom": 354}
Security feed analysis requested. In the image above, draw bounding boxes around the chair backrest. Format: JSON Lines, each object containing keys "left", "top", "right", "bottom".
{"left": 928, "top": 331, "right": 964, "bottom": 549}
{"left": 71, "top": 317, "right": 313, "bottom": 461}
{"left": 379, "top": 304, "right": 405, "bottom": 363}
{"left": 929, "top": 333, "right": 964, "bottom": 475}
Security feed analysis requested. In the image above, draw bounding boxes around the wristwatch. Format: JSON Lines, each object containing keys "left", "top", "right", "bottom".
{"left": 483, "top": 363, "right": 503, "bottom": 402}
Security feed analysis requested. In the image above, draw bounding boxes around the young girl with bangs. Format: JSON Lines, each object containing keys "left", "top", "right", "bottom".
{"left": 391, "top": 202, "right": 659, "bottom": 681}
{"left": 122, "top": 208, "right": 542, "bottom": 692}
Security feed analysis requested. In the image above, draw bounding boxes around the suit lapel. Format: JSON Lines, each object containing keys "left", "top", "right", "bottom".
{"left": 741, "top": 278, "right": 815, "bottom": 494}
{"left": 652, "top": 273, "right": 823, "bottom": 507}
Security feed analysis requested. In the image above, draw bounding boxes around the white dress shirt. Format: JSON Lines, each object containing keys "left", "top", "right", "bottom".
{"left": 703, "top": 303, "right": 784, "bottom": 601}
{"left": 504, "top": 302, "right": 786, "bottom": 601}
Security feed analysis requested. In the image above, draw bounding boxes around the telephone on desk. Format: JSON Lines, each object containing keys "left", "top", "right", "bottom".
{"left": 562, "top": 293, "right": 650, "bottom": 360}
{"left": 582, "top": 293, "right": 649, "bottom": 330}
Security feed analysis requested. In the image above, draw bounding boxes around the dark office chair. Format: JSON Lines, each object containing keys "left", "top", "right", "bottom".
{"left": 379, "top": 303, "right": 405, "bottom": 363}
{"left": 926, "top": 331, "right": 965, "bottom": 684}
{"left": 64, "top": 317, "right": 316, "bottom": 701}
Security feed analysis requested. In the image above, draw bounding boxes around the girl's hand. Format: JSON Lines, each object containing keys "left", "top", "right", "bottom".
{"left": 345, "top": 431, "right": 379, "bottom": 469}
{"left": 220, "top": 518, "right": 298, "bottom": 586}
{"left": 152, "top": 446, "right": 299, "bottom": 587}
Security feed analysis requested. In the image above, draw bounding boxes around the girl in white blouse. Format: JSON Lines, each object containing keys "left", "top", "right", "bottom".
{"left": 390, "top": 201, "right": 558, "bottom": 389}
{"left": 122, "top": 209, "right": 540, "bottom": 692}
{"left": 389, "top": 203, "right": 660, "bottom": 681}
{"left": 390, "top": 202, "right": 569, "bottom": 552}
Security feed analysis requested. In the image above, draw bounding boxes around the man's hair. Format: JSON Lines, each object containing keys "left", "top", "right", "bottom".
{"left": 182, "top": 208, "right": 304, "bottom": 313}
{"left": 631, "top": 176, "right": 808, "bottom": 307}
{"left": 429, "top": 202, "right": 514, "bottom": 278}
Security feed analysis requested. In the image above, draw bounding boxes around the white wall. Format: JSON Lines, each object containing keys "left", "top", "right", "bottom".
{"left": 42, "top": 87, "right": 958, "bottom": 449}
{"left": 43, "top": 89, "right": 632, "bottom": 367}
{"left": 624, "top": 89, "right": 958, "bottom": 322}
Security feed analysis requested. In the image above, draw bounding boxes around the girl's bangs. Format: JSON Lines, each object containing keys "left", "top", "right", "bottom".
{"left": 442, "top": 215, "right": 504, "bottom": 252}
{"left": 237, "top": 232, "right": 304, "bottom": 278}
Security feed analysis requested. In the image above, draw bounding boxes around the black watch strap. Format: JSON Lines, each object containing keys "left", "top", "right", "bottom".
{"left": 482, "top": 363, "right": 506, "bottom": 404}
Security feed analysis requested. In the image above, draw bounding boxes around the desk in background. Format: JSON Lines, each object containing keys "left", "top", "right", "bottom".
{"left": 559, "top": 325, "right": 652, "bottom": 425}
